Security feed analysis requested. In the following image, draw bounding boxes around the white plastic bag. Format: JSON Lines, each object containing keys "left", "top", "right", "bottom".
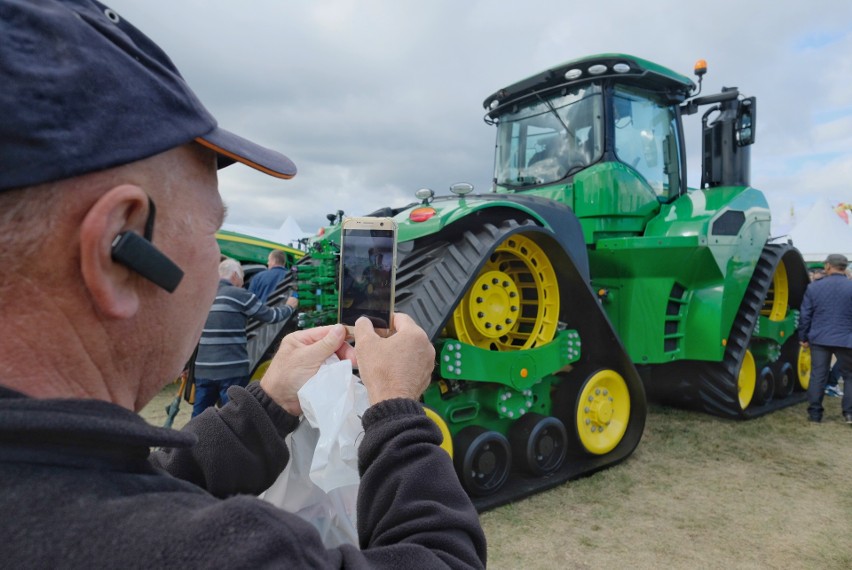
{"left": 260, "top": 356, "right": 370, "bottom": 547}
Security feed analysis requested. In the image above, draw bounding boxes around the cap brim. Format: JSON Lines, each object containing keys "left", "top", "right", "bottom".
{"left": 196, "top": 127, "right": 296, "bottom": 179}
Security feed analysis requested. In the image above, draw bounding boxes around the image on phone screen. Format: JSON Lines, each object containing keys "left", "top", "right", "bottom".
{"left": 339, "top": 228, "right": 395, "bottom": 329}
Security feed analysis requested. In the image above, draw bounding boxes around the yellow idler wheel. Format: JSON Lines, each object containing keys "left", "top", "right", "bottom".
{"left": 797, "top": 345, "right": 811, "bottom": 390}
{"left": 424, "top": 407, "right": 453, "bottom": 458}
{"left": 761, "top": 260, "right": 789, "bottom": 322}
{"left": 738, "top": 349, "right": 756, "bottom": 410}
{"left": 448, "top": 233, "right": 559, "bottom": 351}
{"left": 575, "top": 370, "right": 630, "bottom": 455}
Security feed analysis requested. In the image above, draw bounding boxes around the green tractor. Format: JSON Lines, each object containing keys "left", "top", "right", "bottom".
{"left": 243, "top": 54, "right": 809, "bottom": 510}
{"left": 216, "top": 229, "right": 303, "bottom": 268}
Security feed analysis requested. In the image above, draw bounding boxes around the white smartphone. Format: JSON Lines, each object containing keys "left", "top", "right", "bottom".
{"left": 338, "top": 217, "right": 398, "bottom": 337}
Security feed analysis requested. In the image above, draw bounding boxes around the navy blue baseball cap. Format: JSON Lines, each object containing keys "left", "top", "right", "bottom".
{"left": 0, "top": 0, "right": 296, "bottom": 192}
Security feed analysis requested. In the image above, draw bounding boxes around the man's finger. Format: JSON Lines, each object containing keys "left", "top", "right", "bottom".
{"left": 354, "top": 316, "right": 378, "bottom": 343}
{"left": 284, "top": 323, "right": 344, "bottom": 348}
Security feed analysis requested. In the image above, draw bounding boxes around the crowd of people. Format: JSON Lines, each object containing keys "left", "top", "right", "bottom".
{"left": 0, "top": 1, "right": 486, "bottom": 567}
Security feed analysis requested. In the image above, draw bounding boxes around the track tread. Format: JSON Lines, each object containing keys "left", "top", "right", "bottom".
{"left": 693, "top": 243, "right": 806, "bottom": 418}
{"left": 395, "top": 218, "right": 528, "bottom": 340}
{"left": 245, "top": 264, "right": 301, "bottom": 374}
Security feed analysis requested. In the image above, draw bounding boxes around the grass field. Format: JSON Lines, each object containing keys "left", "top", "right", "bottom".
{"left": 141, "top": 384, "right": 852, "bottom": 569}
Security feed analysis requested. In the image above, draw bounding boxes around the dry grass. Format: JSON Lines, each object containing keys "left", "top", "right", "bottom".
{"left": 141, "top": 385, "right": 852, "bottom": 569}
{"left": 480, "top": 399, "right": 852, "bottom": 570}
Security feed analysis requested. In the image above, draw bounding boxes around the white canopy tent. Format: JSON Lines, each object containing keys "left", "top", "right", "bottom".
{"left": 785, "top": 199, "right": 852, "bottom": 263}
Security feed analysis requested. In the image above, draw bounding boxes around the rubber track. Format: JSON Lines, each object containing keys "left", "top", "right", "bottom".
{"left": 394, "top": 218, "right": 538, "bottom": 341}
{"left": 693, "top": 243, "right": 806, "bottom": 418}
{"left": 245, "top": 268, "right": 300, "bottom": 376}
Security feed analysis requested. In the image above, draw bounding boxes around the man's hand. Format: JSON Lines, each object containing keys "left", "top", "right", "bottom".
{"left": 354, "top": 313, "right": 435, "bottom": 405}
{"left": 260, "top": 324, "right": 355, "bottom": 416}
{"left": 285, "top": 296, "right": 299, "bottom": 309}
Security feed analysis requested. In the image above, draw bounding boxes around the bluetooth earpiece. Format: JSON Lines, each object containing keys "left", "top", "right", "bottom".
{"left": 110, "top": 197, "right": 184, "bottom": 293}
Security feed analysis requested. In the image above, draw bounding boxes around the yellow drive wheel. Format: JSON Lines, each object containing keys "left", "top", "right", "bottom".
{"left": 797, "top": 345, "right": 811, "bottom": 390}
{"left": 424, "top": 407, "right": 453, "bottom": 458}
{"left": 448, "top": 233, "right": 559, "bottom": 351}
{"left": 761, "top": 260, "right": 789, "bottom": 322}
{"left": 738, "top": 349, "right": 756, "bottom": 410}
{"left": 575, "top": 369, "right": 630, "bottom": 455}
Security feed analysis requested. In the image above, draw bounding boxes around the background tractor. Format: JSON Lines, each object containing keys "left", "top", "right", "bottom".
{"left": 239, "top": 54, "right": 810, "bottom": 511}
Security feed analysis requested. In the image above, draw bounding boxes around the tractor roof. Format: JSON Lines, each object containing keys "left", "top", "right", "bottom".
{"left": 483, "top": 53, "right": 696, "bottom": 113}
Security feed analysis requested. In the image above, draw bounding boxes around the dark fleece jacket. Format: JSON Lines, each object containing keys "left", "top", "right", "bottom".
{"left": 0, "top": 382, "right": 486, "bottom": 569}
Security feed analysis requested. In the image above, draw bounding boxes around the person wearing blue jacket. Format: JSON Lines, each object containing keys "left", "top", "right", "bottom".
{"left": 798, "top": 254, "right": 852, "bottom": 424}
{"left": 248, "top": 249, "right": 290, "bottom": 302}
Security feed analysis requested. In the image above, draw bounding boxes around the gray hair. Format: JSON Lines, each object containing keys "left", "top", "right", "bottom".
{"left": 0, "top": 183, "right": 64, "bottom": 274}
{"left": 218, "top": 258, "right": 244, "bottom": 280}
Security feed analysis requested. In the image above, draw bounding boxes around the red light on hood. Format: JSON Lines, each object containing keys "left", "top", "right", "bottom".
{"left": 410, "top": 207, "right": 436, "bottom": 222}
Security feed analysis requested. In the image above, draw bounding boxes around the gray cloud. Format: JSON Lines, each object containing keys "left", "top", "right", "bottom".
{"left": 107, "top": 0, "right": 852, "bottom": 232}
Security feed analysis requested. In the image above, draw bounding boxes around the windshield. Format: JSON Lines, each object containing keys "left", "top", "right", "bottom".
{"left": 613, "top": 85, "right": 682, "bottom": 201}
{"left": 493, "top": 84, "right": 603, "bottom": 188}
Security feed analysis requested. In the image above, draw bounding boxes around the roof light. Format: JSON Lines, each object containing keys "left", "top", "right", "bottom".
{"left": 564, "top": 68, "right": 583, "bottom": 80}
{"left": 449, "top": 182, "right": 474, "bottom": 196}
{"left": 489, "top": 99, "right": 500, "bottom": 110}
{"left": 588, "top": 64, "right": 608, "bottom": 75}
{"left": 415, "top": 187, "right": 435, "bottom": 203}
{"left": 409, "top": 207, "right": 436, "bottom": 223}
{"left": 694, "top": 59, "right": 707, "bottom": 77}
{"left": 613, "top": 63, "right": 630, "bottom": 73}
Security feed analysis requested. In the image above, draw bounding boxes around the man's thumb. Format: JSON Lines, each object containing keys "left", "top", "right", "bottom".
{"left": 305, "top": 323, "right": 347, "bottom": 360}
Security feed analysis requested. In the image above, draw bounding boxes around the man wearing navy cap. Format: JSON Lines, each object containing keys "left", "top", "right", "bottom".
{"left": 0, "top": 1, "right": 486, "bottom": 567}
{"left": 799, "top": 253, "right": 852, "bottom": 424}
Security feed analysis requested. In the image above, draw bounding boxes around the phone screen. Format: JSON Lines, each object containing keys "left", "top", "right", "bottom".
{"left": 339, "top": 227, "right": 395, "bottom": 329}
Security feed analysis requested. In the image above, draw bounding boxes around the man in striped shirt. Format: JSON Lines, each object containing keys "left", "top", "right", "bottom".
{"left": 193, "top": 258, "right": 298, "bottom": 416}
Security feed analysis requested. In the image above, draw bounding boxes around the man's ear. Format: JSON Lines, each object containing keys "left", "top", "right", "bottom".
{"left": 79, "top": 185, "right": 150, "bottom": 319}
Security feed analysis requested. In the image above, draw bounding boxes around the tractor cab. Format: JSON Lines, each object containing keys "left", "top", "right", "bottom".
{"left": 485, "top": 54, "right": 693, "bottom": 203}
{"left": 484, "top": 54, "right": 757, "bottom": 244}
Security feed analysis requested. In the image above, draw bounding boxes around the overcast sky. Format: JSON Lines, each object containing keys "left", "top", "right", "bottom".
{"left": 106, "top": 0, "right": 852, "bottom": 236}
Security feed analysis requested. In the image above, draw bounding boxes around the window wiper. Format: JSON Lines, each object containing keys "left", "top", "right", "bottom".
{"left": 534, "top": 92, "right": 575, "bottom": 140}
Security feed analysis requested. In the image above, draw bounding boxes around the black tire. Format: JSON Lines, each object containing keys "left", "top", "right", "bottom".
{"left": 453, "top": 426, "right": 511, "bottom": 497}
{"left": 752, "top": 366, "right": 775, "bottom": 406}
{"left": 773, "top": 361, "right": 795, "bottom": 399}
{"left": 508, "top": 413, "right": 568, "bottom": 476}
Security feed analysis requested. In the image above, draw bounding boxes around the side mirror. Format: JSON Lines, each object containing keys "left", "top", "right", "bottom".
{"left": 736, "top": 97, "right": 756, "bottom": 146}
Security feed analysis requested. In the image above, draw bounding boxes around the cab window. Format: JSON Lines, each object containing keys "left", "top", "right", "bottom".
{"left": 613, "top": 86, "right": 682, "bottom": 201}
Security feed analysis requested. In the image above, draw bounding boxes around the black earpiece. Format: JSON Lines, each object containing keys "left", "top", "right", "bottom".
{"left": 110, "top": 197, "right": 184, "bottom": 293}
{"left": 111, "top": 232, "right": 184, "bottom": 293}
